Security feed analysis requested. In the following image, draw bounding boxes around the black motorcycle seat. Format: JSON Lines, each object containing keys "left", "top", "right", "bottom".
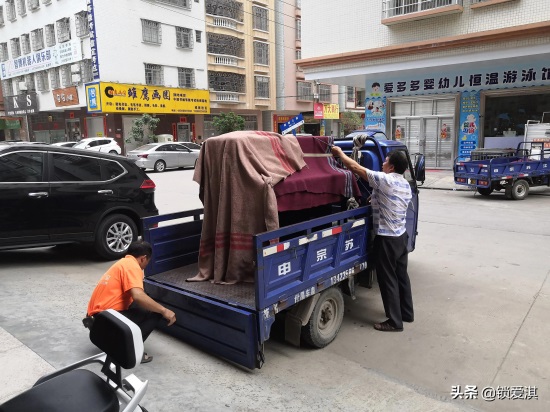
{"left": 0, "top": 369, "right": 119, "bottom": 412}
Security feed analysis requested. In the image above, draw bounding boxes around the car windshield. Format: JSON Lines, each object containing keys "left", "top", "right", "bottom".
{"left": 72, "top": 140, "right": 91, "bottom": 149}
{"left": 135, "top": 144, "right": 158, "bottom": 151}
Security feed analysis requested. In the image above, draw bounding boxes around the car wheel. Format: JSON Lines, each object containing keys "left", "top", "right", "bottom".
{"left": 511, "top": 179, "right": 529, "bottom": 200}
{"left": 109, "top": 150, "right": 118, "bottom": 154}
{"left": 476, "top": 187, "right": 493, "bottom": 196}
{"left": 95, "top": 214, "right": 137, "bottom": 260}
{"left": 154, "top": 160, "right": 166, "bottom": 172}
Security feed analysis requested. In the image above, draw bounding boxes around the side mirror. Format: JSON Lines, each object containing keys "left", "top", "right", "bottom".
{"left": 413, "top": 153, "right": 425, "bottom": 183}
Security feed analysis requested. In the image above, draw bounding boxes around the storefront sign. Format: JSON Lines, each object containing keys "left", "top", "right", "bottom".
{"left": 0, "top": 118, "right": 21, "bottom": 130}
{"left": 458, "top": 91, "right": 480, "bottom": 161}
{"left": 85, "top": 82, "right": 210, "bottom": 114}
{"left": 323, "top": 103, "right": 339, "bottom": 119}
{"left": 53, "top": 87, "right": 79, "bottom": 107}
{"left": 87, "top": 0, "right": 100, "bottom": 80}
{"left": 314, "top": 103, "right": 324, "bottom": 119}
{"left": 280, "top": 114, "right": 304, "bottom": 135}
{"left": 364, "top": 83, "right": 387, "bottom": 132}
{"left": 5, "top": 93, "right": 39, "bottom": 116}
{"left": 368, "top": 62, "right": 550, "bottom": 98}
{"left": 0, "top": 39, "right": 82, "bottom": 80}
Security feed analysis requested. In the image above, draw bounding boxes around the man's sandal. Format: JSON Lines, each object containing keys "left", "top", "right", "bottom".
{"left": 373, "top": 320, "right": 403, "bottom": 332}
{"left": 141, "top": 353, "right": 153, "bottom": 364}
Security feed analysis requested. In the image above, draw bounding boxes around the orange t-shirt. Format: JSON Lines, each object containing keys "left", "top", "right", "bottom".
{"left": 87, "top": 255, "right": 144, "bottom": 316}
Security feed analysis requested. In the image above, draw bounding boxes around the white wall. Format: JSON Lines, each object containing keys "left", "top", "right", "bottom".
{"left": 93, "top": 0, "right": 208, "bottom": 89}
{"left": 301, "top": 0, "right": 550, "bottom": 59}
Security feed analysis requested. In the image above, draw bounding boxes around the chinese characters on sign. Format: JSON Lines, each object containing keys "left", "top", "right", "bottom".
{"left": 451, "top": 385, "right": 538, "bottom": 402}
{"left": 87, "top": 0, "right": 100, "bottom": 80}
{"left": 376, "top": 64, "right": 550, "bottom": 98}
{"left": 280, "top": 114, "right": 304, "bottom": 135}
{"left": 53, "top": 87, "right": 79, "bottom": 107}
{"left": 458, "top": 91, "right": 480, "bottom": 161}
{"left": 0, "top": 39, "right": 82, "bottom": 80}
{"left": 85, "top": 82, "right": 210, "bottom": 114}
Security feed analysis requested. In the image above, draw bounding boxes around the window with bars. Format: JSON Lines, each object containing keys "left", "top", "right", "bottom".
{"left": 297, "top": 81, "right": 312, "bottom": 100}
{"left": 28, "top": 0, "right": 40, "bottom": 11}
{"left": 383, "top": 0, "right": 456, "bottom": 18}
{"left": 296, "top": 18, "right": 301, "bottom": 40}
{"left": 205, "top": 0, "right": 244, "bottom": 22}
{"left": 196, "top": 30, "right": 202, "bottom": 43}
{"left": 255, "top": 76, "right": 269, "bottom": 98}
{"left": 75, "top": 11, "right": 89, "bottom": 37}
{"left": 207, "top": 33, "right": 244, "bottom": 57}
{"left": 178, "top": 67, "right": 195, "bottom": 88}
{"left": 2, "top": 79, "right": 13, "bottom": 97}
{"left": 31, "top": 28, "right": 44, "bottom": 51}
{"left": 60, "top": 64, "right": 72, "bottom": 87}
{"left": 21, "top": 34, "right": 31, "bottom": 55}
{"left": 0, "top": 43, "right": 8, "bottom": 62}
{"left": 176, "top": 27, "right": 193, "bottom": 49}
{"left": 56, "top": 17, "right": 71, "bottom": 43}
{"left": 0, "top": 6, "right": 4, "bottom": 26}
{"left": 346, "top": 86, "right": 355, "bottom": 102}
{"left": 252, "top": 6, "right": 268, "bottom": 31}
{"left": 145, "top": 63, "right": 163, "bottom": 85}
{"left": 6, "top": 1, "right": 16, "bottom": 21}
{"left": 16, "top": 0, "right": 26, "bottom": 16}
{"left": 25, "top": 73, "right": 35, "bottom": 91}
{"left": 295, "top": 49, "right": 301, "bottom": 60}
{"left": 50, "top": 67, "right": 60, "bottom": 89}
{"left": 208, "top": 71, "right": 245, "bottom": 92}
{"left": 158, "top": 0, "right": 190, "bottom": 9}
{"left": 45, "top": 24, "right": 56, "bottom": 46}
{"left": 142, "top": 19, "right": 161, "bottom": 44}
{"left": 80, "top": 59, "right": 93, "bottom": 83}
{"left": 10, "top": 38, "right": 21, "bottom": 58}
{"left": 253, "top": 41, "right": 269, "bottom": 65}
{"left": 319, "top": 84, "right": 331, "bottom": 102}
{"left": 35, "top": 70, "right": 49, "bottom": 91}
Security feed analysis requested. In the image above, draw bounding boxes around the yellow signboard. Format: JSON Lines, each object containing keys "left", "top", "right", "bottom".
{"left": 85, "top": 82, "right": 210, "bottom": 114}
{"left": 323, "top": 103, "right": 340, "bottom": 119}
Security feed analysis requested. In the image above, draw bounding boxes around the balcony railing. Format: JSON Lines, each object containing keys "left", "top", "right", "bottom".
{"left": 382, "top": 0, "right": 462, "bottom": 19}
{"left": 212, "top": 92, "right": 241, "bottom": 103}
{"left": 213, "top": 55, "right": 239, "bottom": 66}
{"left": 212, "top": 16, "right": 239, "bottom": 30}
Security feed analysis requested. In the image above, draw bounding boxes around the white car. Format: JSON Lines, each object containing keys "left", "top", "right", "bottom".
{"left": 72, "top": 137, "right": 121, "bottom": 154}
{"left": 127, "top": 142, "right": 200, "bottom": 172}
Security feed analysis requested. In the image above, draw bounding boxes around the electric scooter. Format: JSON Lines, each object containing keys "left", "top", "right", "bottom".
{"left": 0, "top": 309, "right": 149, "bottom": 412}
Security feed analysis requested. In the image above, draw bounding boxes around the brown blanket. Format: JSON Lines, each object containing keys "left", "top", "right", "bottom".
{"left": 190, "top": 131, "right": 306, "bottom": 284}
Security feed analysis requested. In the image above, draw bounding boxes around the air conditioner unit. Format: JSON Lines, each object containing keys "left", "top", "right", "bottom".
{"left": 71, "top": 73, "right": 81, "bottom": 83}
{"left": 18, "top": 81, "right": 27, "bottom": 91}
{"left": 71, "top": 63, "right": 81, "bottom": 73}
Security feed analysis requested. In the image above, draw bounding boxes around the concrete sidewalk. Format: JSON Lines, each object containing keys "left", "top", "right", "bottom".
{"left": 420, "top": 169, "right": 470, "bottom": 191}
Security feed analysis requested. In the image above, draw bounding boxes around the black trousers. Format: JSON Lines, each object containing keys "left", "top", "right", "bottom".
{"left": 373, "top": 233, "right": 414, "bottom": 329}
{"left": 119, "top": 302, "right": 163, "bottom": 342}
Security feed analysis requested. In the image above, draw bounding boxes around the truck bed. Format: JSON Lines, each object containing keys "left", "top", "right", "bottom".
{"left": 148, "top": 263, "right": 256, "bottom": 310}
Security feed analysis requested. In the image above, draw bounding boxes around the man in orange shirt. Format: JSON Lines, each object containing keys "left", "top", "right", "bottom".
{"left": 86, "top": 241, "right": 176, "bottom": 363}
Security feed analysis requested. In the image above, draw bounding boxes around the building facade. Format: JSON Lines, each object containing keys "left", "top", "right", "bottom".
{"left": 0, "top": 0, "right": 208, "bottom": 150}
{"left": 298, "top": 0, "right": 550, "bottom": 168}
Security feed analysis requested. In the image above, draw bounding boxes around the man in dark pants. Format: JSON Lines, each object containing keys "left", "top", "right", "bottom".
{"left": 331, "top": 146, "right": 413, "bottom": 332}
{"left": 86, "top": 241, "right": 177, "bottom": 362}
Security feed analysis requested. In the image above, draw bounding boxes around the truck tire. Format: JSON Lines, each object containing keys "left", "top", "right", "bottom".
{"left": 511, "top": 180, "right": 529, "bottom": 200}
{"left": 477, "top": 187, "right": 493, "bottom": 196}
{"left": 95, "top": 214, "right": 137, "bottom": 260}
{"left": 301, "top": 287, "right": 344, "bottom": 348}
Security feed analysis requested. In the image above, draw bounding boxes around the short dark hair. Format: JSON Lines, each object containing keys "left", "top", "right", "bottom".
{"left": 372, "top": 82, "right": 380, "bottom": 88}
{"left": 388, "top": 151, "right": 408, "bottom": 174}
{"left": 128, "top": 240, "right": 152, "bottom": 259}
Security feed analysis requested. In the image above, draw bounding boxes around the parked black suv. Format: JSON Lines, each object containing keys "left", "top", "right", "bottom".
{"left": 0, "top": 144, "right": 158, "bottom": 259}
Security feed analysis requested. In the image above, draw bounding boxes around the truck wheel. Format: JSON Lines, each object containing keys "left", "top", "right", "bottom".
{"left": 95, "top": 214, "right": 137, "bottom": 260}
{"left": 301, "top": 287, "right": 344, "bottom": 348}
{"left": 511, "top": 180, "right": 529, "bottom": 200}
{"left": 477, "top": 187, "right": 493, "bottom": 196}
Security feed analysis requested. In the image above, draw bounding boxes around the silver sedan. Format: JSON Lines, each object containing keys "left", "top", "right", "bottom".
{"left": 127, "top": 142, "right": 200, "bottom": 172}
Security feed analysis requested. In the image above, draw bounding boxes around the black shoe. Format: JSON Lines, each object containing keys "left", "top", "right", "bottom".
{"left": 402, "top": 318, "right": 414, "bottom": 323}
{"left": 82, "top": 316, "right": 94, "bottom": 329}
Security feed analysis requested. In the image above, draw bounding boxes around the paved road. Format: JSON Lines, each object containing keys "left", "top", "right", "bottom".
{"left": 1, "top": 169, "right": 549, "bottom": 411}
